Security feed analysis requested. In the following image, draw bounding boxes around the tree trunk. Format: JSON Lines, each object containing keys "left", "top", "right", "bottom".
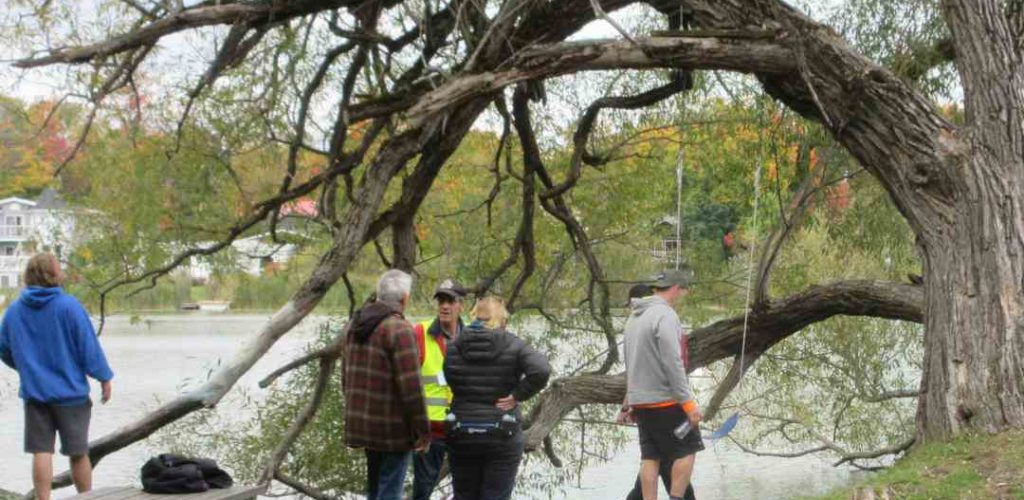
{"left": 673, "top": 0, "right": 1024, "bottom": 441}
{"left": 915, "top": 0, "right": 1024, "bottom": 440}
{"left": 918, "top": 187, "right": 1024, "bottom": 438}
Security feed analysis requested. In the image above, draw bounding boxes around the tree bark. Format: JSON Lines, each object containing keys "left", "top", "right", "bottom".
{"left": 913, "top": 0, "right": 1024, "bottom": 439}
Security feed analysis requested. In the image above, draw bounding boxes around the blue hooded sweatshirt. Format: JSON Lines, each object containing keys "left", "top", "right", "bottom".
{"left": 0, "top": 287, "right": 113, "bottom": 405}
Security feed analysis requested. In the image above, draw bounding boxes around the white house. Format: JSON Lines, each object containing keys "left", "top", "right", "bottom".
{"left": 0, "top": 189, "right": 78, "bottom": 289}
{"left": 184, "top": 234, "right": 299, "bottom": 282}
{"left": 0, "top": 189, "right": 306, "bottom": 289}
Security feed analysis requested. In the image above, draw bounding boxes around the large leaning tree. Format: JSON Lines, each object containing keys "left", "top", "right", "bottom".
{"left": 5, "top": 0, "right": 1022, "bottom": 488}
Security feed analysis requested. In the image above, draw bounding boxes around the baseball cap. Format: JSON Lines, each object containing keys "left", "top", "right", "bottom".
{"left": 627, "top": 283, "right": 653, "bottom": 300}
{"left": 650, "top": 267, "right": 694, "bottom": 289}
{"left": 434, "top": 278, "right": 466, "bottom": 300}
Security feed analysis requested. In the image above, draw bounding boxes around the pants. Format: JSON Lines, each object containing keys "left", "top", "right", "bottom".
{"left": 413, "top": 440, "right": 448, "bottom": 500}
{"left": 449, "top": 434, "right": 523, "bottom": 500}
{"left": 625, "top": 460, "right": 697, "bottom": 500}
{"left": 365, "top": 449, "right": 411, "bottom": 500}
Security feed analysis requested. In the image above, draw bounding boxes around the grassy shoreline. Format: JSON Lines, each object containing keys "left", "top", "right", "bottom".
{"left": 802, "top": 431, "right": 1024, "bottom": 500}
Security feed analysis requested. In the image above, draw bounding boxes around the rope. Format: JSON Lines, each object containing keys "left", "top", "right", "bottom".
{"left": 737, "top": 99, "right": 767, "bottom": 388}
{"left": 674, "top": 132, "right": 684, "bottom": 270}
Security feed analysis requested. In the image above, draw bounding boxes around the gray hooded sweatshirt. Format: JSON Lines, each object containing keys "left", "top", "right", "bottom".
{"left": 623, "top": 295, "right": 693, "bottom": 406}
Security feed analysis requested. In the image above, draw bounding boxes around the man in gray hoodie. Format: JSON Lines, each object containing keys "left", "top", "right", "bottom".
{"left": 618, "top": 267, "right": 702, "bottom": 500}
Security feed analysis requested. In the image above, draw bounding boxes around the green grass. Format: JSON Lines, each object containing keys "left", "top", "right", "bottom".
{"left": 802, "top": 431, "right": 1024, "bottom": 500}
{"left": 0, "top": 487, "right": 20, "bottom": 500}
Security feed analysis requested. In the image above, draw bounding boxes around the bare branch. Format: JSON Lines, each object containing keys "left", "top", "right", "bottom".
{"left": 545, "top": 78, "right": 690, "bottom": 199}
{"left": 273, "top": 471, "right": 331, "bottom": 500}
{"left": 833, "top": 437, "right": 916, "bottom": 466}
{"left": 751, "top": 162, "right": 826, "bottom": 305}
{"left": 14, "top": 1, "right": 357, "bottom": 68}
{"left": 860, "top": 389, "right": 921, "bottom": 403}
{"left": 728, "top": 439, "right": 832, "bottom": 458}
{"left": 589, "top": 0, "right": 640, "bottom": 46}
{"left": 512, "top": 87, "right": 619, "bottom": 374}
{"left": 260, "top": 354, "right": 336, "bottom": 483}
{"left": 405, "top": 33, "right": 794, "bottom": 128}
{"left": 703, "top": 350, "right": 762, "bottom": 421}
{"left": 54, "top": 43, "right": 154, "bottom": 174}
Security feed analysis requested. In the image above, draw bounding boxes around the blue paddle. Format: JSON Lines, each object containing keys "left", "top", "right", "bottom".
{"left": 704, "top": 411, "right": 740, "bottom": 441}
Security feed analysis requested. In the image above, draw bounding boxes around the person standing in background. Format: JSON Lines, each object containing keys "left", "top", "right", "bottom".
{"left": 618, "top": 268, "right": 703, "bottom": 500}
{"left": 0, "top": 253, "right": 114, "bottom": 500}
{"left": 444, "top": 297, "right": 550, "bottom": 500}
{"left": 343, "top": 269, "right": 429, "bottom": 500}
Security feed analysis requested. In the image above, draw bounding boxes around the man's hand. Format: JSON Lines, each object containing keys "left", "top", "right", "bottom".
{"left": 101, "top": 380, "right": 112, "bottom": 404}
{"left": 685, "top": 406, "right": 702, "bottom": 428}
{"left": 616, "top": 407, "right": 634, "bottom": 425}
{"left": 414, "top": 435, "right": 431, "bottom": 453}
{"left": 495, "top": 394, "right": 517, "bottom": 411}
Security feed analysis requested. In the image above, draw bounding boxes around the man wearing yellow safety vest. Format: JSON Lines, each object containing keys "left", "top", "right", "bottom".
{"left": 411, "top": 279, "right": 466, "bottom": 500}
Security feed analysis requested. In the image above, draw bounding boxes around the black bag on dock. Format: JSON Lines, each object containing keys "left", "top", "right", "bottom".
{"left": 141, "top": 453, "right": 234, "bottom": 494}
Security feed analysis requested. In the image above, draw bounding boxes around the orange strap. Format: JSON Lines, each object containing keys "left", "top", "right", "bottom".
{"left": 682, "top": 400, "right": 699, "bottom": 414}
{"left": 632, "top": 400, "right": 699, "bottom": 414}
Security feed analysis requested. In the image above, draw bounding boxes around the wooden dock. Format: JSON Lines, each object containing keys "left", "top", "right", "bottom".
{"left": 65, "top": 485, "right": 266, "bottom": 500}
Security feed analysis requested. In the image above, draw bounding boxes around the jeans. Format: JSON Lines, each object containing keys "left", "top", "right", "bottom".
{"left": 413, "top": 440, "right": 448, "bottom": 500}
{"left": 365, "top": 449, "right": 411, "bottom": 500}
{"left": 449, "top": 434, "right": 523, "bottom": 500}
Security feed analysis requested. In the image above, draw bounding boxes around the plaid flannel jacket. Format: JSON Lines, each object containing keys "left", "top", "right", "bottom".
{"left": 343, "top": 312, "right": 429, "bottom": 452}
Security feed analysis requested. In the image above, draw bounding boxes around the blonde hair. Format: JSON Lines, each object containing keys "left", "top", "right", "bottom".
{"left": 24, "top": 253, "right": 63, "bottom": 288}
{"left": 471, "top": 296, "right": 509, "bottom": 329}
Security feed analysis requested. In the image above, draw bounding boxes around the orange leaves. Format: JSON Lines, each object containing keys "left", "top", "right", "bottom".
{"left": 0, "top": 98, "right": 70, "bottom": 197}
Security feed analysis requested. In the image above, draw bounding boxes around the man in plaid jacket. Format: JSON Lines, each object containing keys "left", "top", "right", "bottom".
{"left": 343, "top": 269, "right": 429, "bottom": 499}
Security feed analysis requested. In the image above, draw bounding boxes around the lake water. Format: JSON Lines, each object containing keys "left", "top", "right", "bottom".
{"left": 0, "top": 314, "right": 855, "bottom": 499}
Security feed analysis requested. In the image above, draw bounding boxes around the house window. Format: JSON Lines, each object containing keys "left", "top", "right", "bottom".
{"left": 4, "top": 247, "right": 13, "bottom": 256}
{"left": 1, "top": 276, "right": 8, "bottom": 288}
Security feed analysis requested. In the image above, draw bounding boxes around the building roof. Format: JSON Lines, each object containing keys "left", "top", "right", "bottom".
{"left": 34, "top": 188, "right": 67, "bottom": 209}
{"left": 0, "top": 197, "right": 37, "bottom": 209}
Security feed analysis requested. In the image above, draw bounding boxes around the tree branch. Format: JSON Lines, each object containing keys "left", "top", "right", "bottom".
{"left": 14, "top": 1, "right": 360, "bottom": 68}
{"left": 512, "top": 87, "right": 619, "bottom": 374}
{"left": 833, "top": 437, "right": 916, "bottom": 466}
{"left": 523, "top": 279, "right": 923, "bottom": 450}
{"left": 405, "top": 33, "right": 794, "bottom": 128}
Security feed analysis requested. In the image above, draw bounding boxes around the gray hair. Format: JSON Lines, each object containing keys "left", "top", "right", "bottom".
{"left": 376, "top": 269, "right": 413, "bottom": 303}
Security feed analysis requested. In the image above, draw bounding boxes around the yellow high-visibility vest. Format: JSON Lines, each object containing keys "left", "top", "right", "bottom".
{"left": 416, "top": 320, "right": 453, "bottom": 422}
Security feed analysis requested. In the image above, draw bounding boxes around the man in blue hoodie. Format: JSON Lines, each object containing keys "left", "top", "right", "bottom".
{"left": 0, "top": 253, "right": 113, "bottom": 500}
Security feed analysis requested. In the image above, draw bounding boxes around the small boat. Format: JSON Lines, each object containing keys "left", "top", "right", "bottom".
{"left": 196, "top": 300, "right": 231, "bottom": 312}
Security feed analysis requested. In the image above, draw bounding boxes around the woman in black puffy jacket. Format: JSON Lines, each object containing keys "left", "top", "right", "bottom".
{"left": 443, "top": 296, "right": 551, "bottom": 500}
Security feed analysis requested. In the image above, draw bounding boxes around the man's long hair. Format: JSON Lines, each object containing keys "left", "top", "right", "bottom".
{"left": 24, "top": 253, "right": 62, "bottom": 288}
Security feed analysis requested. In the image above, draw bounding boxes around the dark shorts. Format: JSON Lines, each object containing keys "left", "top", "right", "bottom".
{"left": 24, "top": 400, "right": 92, "bottom": 456}
{"left": 634, "top": 405, "right": 704, "bottom": 462}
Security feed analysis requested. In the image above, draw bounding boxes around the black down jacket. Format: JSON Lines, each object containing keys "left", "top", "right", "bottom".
{"left": 141, "top": 454, "right": 233, "bottom": 494}
{"left": 443, "top": 321, "right": 551, "bottom": 424}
